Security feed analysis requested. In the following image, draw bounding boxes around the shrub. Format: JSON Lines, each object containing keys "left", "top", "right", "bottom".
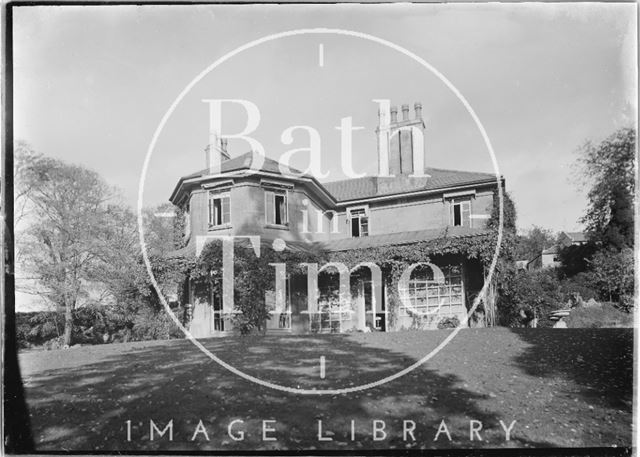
{"left": 565, "top": 303, "right": 634, "bottom": 328}
{"left": 16, "top": 312, "right": 64, "bottom": 348}
{"left": 558, "top": 272, "right": 599, "bottom": 303}
{"left": 437, "top": 316, "right": 460, "bottom": 329}
{"left": 590, "top": 247, "right": 634, "bottom": 306}
{"left": 131, "top": 307, "right": 183, "bottom": 341}
{"left": 231, "top": 313, "right": 259, "bottom": 336}
{"left": 497, "top": 268, "right": 564, "bottom": 328}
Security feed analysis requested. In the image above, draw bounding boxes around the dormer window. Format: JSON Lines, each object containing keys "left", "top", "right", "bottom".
{"left": 208, "top": 190, "right": 230, "bottom": 228}
{"left": 451, "top": 199, "right": 471, "bottom": 227}
{"left": 265, "top": 190, "right": 288, "bottom": 227}
{"left": 348, "top": 206, "right": 369, "bottom": 237}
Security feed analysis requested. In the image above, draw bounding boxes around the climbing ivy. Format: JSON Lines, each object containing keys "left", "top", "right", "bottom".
{"left": 172, "top": 190, "right": 519, "bottom": 332}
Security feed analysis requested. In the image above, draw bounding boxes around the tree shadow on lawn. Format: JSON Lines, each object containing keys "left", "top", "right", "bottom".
{"left": 508, "top": 328, "right": 633, "bottom": 447}
{"left": 21, "top": 333, "right": 555, "bottom": 452}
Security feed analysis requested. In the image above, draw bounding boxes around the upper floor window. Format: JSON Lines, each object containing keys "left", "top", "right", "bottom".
{"left": 451, "top": 199, "right": 471, "bottom": 227}
{"left": 265, "top": 190, "right": 288, "bottom": 226}
{"left": 348, "top": 206, "right": 369, "bottom": 237}
{"left": 208, "top": 190, "right": 230, "bottom": 228}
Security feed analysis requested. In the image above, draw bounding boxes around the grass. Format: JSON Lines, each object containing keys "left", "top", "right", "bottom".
{"left": 18, "top": 328, "right": 633, "bottom": 452}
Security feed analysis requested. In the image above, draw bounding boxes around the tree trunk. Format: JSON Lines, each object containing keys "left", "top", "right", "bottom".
{"left": 62, "top": 298, "right": 73, "bottom": 347}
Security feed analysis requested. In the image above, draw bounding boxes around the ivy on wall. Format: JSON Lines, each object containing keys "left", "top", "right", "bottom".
{"left": 164, "top": 190, "right": 518, "bottom": 333}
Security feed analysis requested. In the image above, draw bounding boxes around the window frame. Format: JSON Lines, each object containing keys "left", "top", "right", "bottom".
{"left": 207, "top": 189, "right": 231, "bottom": 229}
{"left": 264, "top": 188, "right": 289, "bottom": 228}
{"left": 450, "top": 199, "right": 472, "bottom": 228}
{"left": 398, "top": 264, "right": 464, "bottom": 318}
{"left": 348, "top": 205, "right": 370, "bottom": 238}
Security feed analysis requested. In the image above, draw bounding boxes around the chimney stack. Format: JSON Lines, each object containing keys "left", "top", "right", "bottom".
{"left": 375, "top": 100, "right": 426, "bottom": 177}
{"left": 205, "top": 135, "right": 231, "bottom": 175}
{"left": 390, "top": 106, "right": 398, "bottom": 123}
{"left": 401, "top": 104, "right": 410, "bottom": 121}
{"left": 414, "top": 102, "right": 422, "bottom": 119}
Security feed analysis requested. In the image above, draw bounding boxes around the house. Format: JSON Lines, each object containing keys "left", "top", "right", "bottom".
{"left": 527, "top": 231, "right": 587, "bottom": 270}
{"left": 527, "top": 246, "right": 560, "bottom": 270}
{"left": 168, "top": 102, "right": 503, "bottom": 336}
{"left": 557, "top": 231, "right": 587, "bottom": 247}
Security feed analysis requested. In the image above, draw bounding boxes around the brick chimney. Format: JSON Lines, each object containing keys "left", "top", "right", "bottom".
{"left": 205, "top": 135, "right": 231, "bottom": 175}
{"left": 376, "top": 101, "right": 426, "bottom": 177}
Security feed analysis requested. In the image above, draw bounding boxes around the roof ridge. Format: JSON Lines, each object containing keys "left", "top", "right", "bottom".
{"left": 425, "top": 166, "right": 495, "bottom": 175}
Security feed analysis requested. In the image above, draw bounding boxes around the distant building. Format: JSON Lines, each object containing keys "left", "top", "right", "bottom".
{"left": 515, "top": 260, "right": 529, "bottom": 271}
{"left": 527, "top": 231, "right": 586, "bottom": 270}
{"left": 557, "top": 231, "right": 588, "bottom": 247}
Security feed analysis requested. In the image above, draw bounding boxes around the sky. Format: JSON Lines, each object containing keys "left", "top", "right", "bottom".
{"left": 12, "top": 3, "right": 637, "bottom": 236}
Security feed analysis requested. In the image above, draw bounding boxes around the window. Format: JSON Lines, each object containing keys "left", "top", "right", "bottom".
{"left": 208, "top": 191, "right": 230, "bottom": 227}
{"left": 183, "top": 205, "right": 191, "bottom": 239}
{"left": 312, "top": 281, "right": 352, "bottom": 333}
{"left": 265, "top": 190, "right": 288, "bottom": 226}
{"left": 399, "top": 264, "right": 464, "bottom": 317}
{"left": 349, "top": 207, "right": 369, "bottom": 237}
{"left": 451, "top": 199, "right": 471, "bottom": 227}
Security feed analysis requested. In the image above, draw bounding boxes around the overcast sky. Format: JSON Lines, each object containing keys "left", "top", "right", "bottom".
{"left": 13, "top": 3, "right": 637, "bottom": 234}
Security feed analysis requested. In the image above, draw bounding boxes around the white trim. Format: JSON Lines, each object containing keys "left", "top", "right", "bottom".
{"left": 260, "top": 178, "right": 294, "bottom": 190}
{"left": 335, "top": 181, "right": 497, "bottom": 207}
{"left": 347, "top": 204, "right": 370, "bottom": 237}
{"left": 443, "top": 189, "right": 476, "bottom": 200}
{"left": 347, "top": 204, "right": 370, "bottom": 216}
{"left": 264, "top": 188, "right": 289, "bottom": 227}
{"left": 171, "top": 169, "right": 336, "bottom": 207}
{"left": 450, "top": 199, "right": 471, "bottom": 227}
{"left": 208, "top": 190, "right": 231, "bottom": 227}
{"left": 202, "top": 179, "right": 235, "bottom": 190}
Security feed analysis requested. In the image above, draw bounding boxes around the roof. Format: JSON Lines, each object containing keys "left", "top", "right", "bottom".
{"left": 181, "top": 152, "right": 305, "bottom": 180}
{"left": 174, "top": 155, "right": 498, "bottom": 205}
{"left": 562, "top": 232, "right": 587, "bottom": 243}
{"left": 322, "top": 168, "right": 497, "bottom": 202}
{"left": 542, "top": 246, "right": 559, "bottom": 255}
{"left": 165, "top": 235, "right": 323, "bottom": 259}
{"left": 318, "top": 226, "right": 491, "bottom": 252}
{"left": 166, "top": 227, "right": 490, "bottom": 258}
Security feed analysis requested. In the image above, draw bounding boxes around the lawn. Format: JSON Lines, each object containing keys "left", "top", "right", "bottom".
{"left": 18, "top": 328, "right": 633, "bottom": 452}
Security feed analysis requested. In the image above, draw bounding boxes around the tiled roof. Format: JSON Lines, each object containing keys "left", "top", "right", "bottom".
{"left": 182, "top": 152, "right": 304, "bottom": 179}
{"left": 165, "top": 227, "right": 491, "bottom": 258}
{"left": 564, "top": 232, "right": 587, "bottom": 243}
{"left": 318, "top": 226, "right": 491, "bottom": 252}
{"left": 323, "top": 168, "right": 497, "bottom": 202}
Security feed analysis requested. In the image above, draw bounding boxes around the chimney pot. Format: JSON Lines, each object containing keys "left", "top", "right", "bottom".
{"left": 390, "top": 106, "right": 398, "bottom": 123}
{"left": 401, "top": 104, "right": 410, "bottom": 121}
{"left": 414, "top": 102, "right": 422, "bottom": 119}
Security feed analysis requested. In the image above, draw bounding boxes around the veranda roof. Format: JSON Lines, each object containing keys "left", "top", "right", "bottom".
{"left": 165, "top": 226, "right": 491, "bottom": 258}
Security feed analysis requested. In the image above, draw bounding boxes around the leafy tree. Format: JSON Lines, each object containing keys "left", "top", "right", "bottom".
{"left": 514, "top": 226, "right": 556, "bottom": 262}
{"left": 16, "top": 149, "right": 129, "bottom": 346}
{"left": 589, "top": 247, "right": 634, "bottom": 307}
{"left": 557, "top": 242, "right": 597, "bottom": 278}
{"left": 577, "top": 127, "right": 635, "bottom": 248}
{"left": 496, "top": 269, "right": 563, "bottom": 327}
